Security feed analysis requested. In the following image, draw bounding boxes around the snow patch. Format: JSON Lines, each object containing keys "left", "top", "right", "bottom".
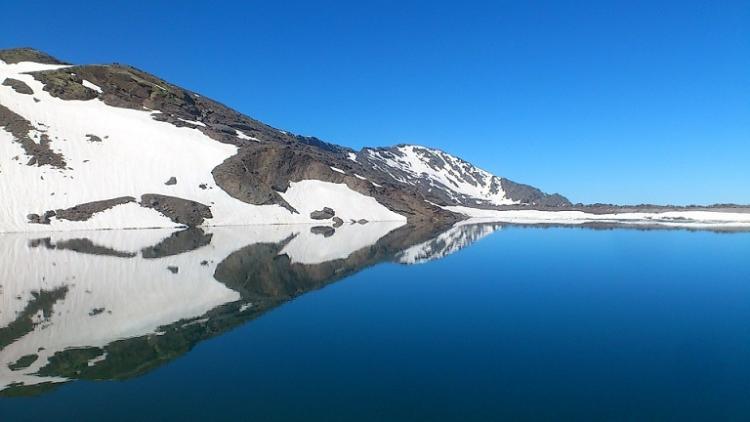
{"left": 445, "top": 206, "right": 750, "bottom": 228}
{"left": 280, "top": 180, "right": 406, "bottom": 223}
{"left": 235, "top": 130, "right": 259, "bottom": 142}
{"left": 177, "top": 118, "right": 206, "bottom": 127}
{"left": 81, "top": 80, "right": 102, "bottom": 93}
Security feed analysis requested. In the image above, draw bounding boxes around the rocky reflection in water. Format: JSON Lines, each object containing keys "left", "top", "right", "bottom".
{"left": 0, "top": 221, "right": 501, "bottom": 396}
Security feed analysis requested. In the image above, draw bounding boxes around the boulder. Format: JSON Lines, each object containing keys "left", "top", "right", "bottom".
{"left": 310, "top": 207, "right": 335, "bottom": 220}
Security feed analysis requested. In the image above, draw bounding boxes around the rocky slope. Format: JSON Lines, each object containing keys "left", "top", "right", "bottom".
{"left": 360, "top": 145, "right": 570, "bottom": 207}
{"left": 0, "top": 48, "right": 569, "bottom": 233}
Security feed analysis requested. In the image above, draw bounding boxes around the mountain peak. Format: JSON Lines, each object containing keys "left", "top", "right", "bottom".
{"left": 0, "top": 47, "right": 67, "bottom": 65}
{"left": 360, "top": 144, "right": 570, "bottom": 207}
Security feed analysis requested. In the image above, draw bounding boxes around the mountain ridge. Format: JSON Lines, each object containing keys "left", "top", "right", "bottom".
{"left": 0, "top": 47, "right": 569, "bottom": 233}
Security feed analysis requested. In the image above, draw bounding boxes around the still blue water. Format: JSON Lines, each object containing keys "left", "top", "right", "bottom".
{"left": 2, "top": 226, "right": 750, "bottom": 420}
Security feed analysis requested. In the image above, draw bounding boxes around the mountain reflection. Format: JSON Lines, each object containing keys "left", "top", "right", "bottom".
{"left": 0, "top": 221, "right": 498, "bottom": 396}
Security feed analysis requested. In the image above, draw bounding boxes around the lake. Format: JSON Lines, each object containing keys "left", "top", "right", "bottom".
{"left": 1, "top": 222, "right": 749, "bottom": 420}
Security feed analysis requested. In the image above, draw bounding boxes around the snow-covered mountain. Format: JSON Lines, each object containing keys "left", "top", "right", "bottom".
{"left": 360, "top": 144, "right": 570, "bottom": 208}
{"left": 0, "top": 48, "right": 570, "bottom": 233}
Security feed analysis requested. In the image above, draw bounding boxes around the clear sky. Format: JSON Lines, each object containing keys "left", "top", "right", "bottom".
{"left": 2, "top": 0, "right": 748, "bottom": 205}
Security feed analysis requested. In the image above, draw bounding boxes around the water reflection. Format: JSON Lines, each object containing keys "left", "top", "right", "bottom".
{"left": 0, "top": 221, "right": 499, "bottom": 396}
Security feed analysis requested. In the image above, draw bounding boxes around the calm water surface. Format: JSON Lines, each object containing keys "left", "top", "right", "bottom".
{"left": 1, "top": 223, "right": 749, "bottom": 420}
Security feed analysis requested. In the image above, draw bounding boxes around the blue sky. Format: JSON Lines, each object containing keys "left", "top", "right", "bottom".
{"left": 2, "top": 0, "right": 747, "bottom": 205}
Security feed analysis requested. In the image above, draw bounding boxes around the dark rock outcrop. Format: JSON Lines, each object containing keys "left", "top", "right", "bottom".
{"left": 361, "top": 145, "right": 571, "bottom": 209}
{"left": 310, "top": 207, "right": 335, "bottom": 220}
{"left": 212, "top": 143, "right": 460, "bottom": 223}
{"left": 27, "top": 211, "right": 56, "bottom": 225}
{"left": 499, "top": 179, "right": 571, "bottom": 207}
{"left": 54, "top": 197, "right": 135, "bottom": 222}
{"left": 140, "top": 194, "right": 213, "bottom": 226}
{"left": 0, "top": 104, "right": 67, "bottom": 169}
{"left": 2, "top": 78, "right": 33, "bottom": 95}
{"left": 85, "top": 134, "right": 102, "bottom": 143}
{"left": 30, "top": 70, "right": 99, "bottom": 101}
{"left": 0, "top": 48, "right": 67, "bottom": 65}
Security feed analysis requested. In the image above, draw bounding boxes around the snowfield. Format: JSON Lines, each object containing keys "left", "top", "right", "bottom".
{"left": 0, "top": 60, "right": 404, "bottom": 232}
{"left": 280, "top": 180, "right": 405, "bottom": 224}
{"left": 446, "top": 206, "right": 750, "bottom": 229}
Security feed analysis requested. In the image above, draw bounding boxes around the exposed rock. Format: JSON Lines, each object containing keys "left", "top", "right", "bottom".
{"left": 0, "top": 48, "right": 67, "bottom": 65}
{"left": 212, "top": 143, "right": 461, "bottom": 223}
{"left": 8, "top": 354, "right": 39, "bottom": 371}
{"left": 211, "top": 145, "right": 299, "bottom": 213}
{"left": 88, "top": 308, "right": 105, "bottom": 316}
{"left": 85, "top": 134, "right": 102, "bottom": 143}
{"left": 164, "top": 177, "right": 177, "bottom": 186}
{"left": 140, "top": 194, "right": 212, "bottom": 226}
{"left": 332, "top": 217, "right": 344, "bottom": 227}
{"left": 0, "top": 104, "right": 67, "bottom": 169}
{"left": 167, "top": 266, "right": 179, "bottom": 274}
{"left": 310, "top": 207, "right": 335, "bottom": 220}
{"left": 2, "top": 78, "right": 33, "bottom": 95}
{"left": 27, "top": 212, "right": 55, "bottom": 225}
{"left": 499, "top": 179, "right": 571, "bottom": 207}
{"left": 25, "top": 63, "right": 321, "bottom": 150}
{"left": 54, "top": 197, "right": 135, "bottom": 222}
{"left": 357, "top": 219, "right": 369, "bottom": 225}
{"left": 310, "top": 226, "right": 336, "bottom": 237}
{"left": 360, "top": 144, "right": 571, "bottom": 208}
{"left": 29, "top": 70, "right": 99, "bottom": 101}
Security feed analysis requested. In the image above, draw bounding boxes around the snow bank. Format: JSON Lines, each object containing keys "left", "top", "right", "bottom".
{"left": 280, "top": 180, "right": 406, "bottom": 223}
{"left": 446, "top": 206, "right": 750, "bottom": 228}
